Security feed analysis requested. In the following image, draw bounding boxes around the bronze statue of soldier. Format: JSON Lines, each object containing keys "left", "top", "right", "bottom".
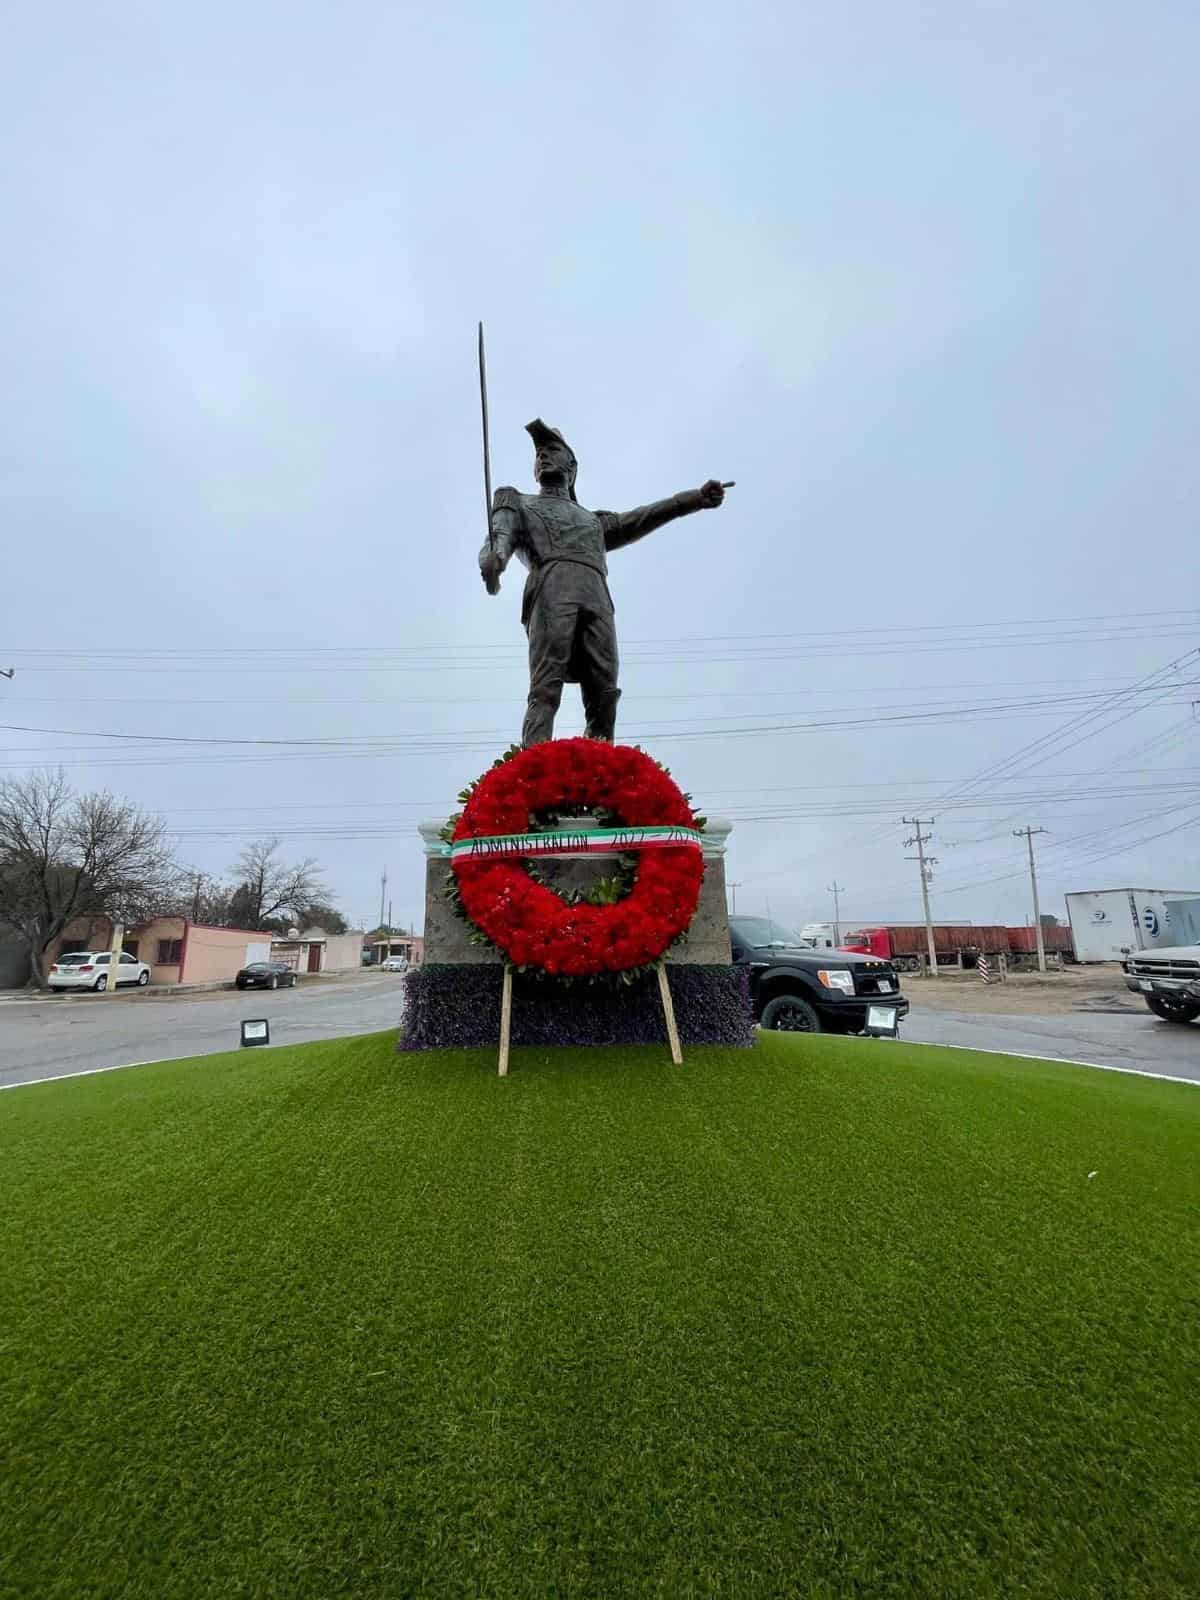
{"left": 480, "top": 418, "right": 728, "bottom": 746}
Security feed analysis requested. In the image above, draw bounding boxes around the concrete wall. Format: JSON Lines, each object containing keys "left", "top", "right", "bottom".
{"left": 139, "top": 918, "right": 266, "bottom": 986}
{"left": 48, "top": 917, "right": 111, "bottom": 966}
{"left": 182, "top": 924, "right": 265, "bottom": 984}
{"left": 323, "top": 932, "right": 364, "bottom": 972}
{"left": 139, "top": 914, "right": 186, "bottom": 985}
{"left": 0, "top": 938, "right": 30, "bottom": 989}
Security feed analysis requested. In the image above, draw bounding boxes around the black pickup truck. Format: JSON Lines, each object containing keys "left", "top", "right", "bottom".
{"left": 730, "top": 916, "right": 908, "bottom": 1034}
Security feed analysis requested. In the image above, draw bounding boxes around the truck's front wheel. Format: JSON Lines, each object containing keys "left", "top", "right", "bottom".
{"left": 1146, "top": 994, "right": 1200, "bottom": 1025}
{"left": 761, "top": 994, "right": 822, "bottom": 1033}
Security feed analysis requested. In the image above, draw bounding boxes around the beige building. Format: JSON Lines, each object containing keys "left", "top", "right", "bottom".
{"left": 49, "top": 917, "right": 363, "bottom": 988}
{"left": 369, "top": 933, "right": 424, "bottom": 965}
{"left": 268, "top": 929, "right": 364, "bottom": 975}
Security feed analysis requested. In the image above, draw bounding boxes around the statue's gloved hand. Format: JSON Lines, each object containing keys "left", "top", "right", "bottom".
{"left": 698, "top": 479, "right": 726, "bottom": 508}
{"left": 480, "top": 552, "right": 503, "bottom": 594}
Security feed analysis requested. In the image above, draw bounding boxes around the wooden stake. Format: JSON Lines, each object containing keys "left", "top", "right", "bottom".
{"left": 498, "top": 963, "right": 513, "bottom": 1077}
{"left": 657, "top": 962, "right": 683, "bottom": 1065}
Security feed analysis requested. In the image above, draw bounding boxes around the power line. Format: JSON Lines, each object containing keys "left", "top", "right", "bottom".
{"left": 136, "top": 766, "right": 1200, "bottom": 815}
{"left": 934, "top": 646, "right": 1200, "bottom": 815}
{"left": 927, "top": 800, "right": 1200, "bottom": 897}
{"left": 7, "top": 622, "right": 1200, "bottom": 675}
{"left": 7, "top": 606, "right": 1200, "bottom": 652}
{"left": 5, "top": 672, "right": 1182, "bottom": 707}
{"left": 6, "top": 685, "right": 1199, "bottom": 755}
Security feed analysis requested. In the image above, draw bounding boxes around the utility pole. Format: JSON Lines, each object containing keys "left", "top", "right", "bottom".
{"left": 727, "top": 881, "right": 742, "bottom": 916}
{"left": 902, "top": 818, "right": 938, "bottom": 975}
{"left": 191, "top": 872, "right": 204, "bottom": 922}
{"left": 104, "top": 910, "right": 127, "bottom": 999}
{"left": 379, "top": 868, "right": 387, "bottom": 935}
{"left": 1014, "top": 826, "right": 1048, "bottom": 972}
{"left": 826, "top": 880, "right": 844, "bottom": 946}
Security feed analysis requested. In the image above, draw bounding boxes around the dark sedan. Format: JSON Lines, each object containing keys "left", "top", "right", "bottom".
{"left": 235, "top": 961, "right": 298, "bottom": 991}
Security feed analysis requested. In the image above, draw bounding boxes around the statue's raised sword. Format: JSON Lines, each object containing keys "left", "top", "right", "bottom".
{"left": 478, "top": 322, "right": 498, "bottom": 592}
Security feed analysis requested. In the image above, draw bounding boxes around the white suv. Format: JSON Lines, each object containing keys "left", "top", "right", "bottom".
{"left": 48, "top": 951, "right": 152, "bottom": 993}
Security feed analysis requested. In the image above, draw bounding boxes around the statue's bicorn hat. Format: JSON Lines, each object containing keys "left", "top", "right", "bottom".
{"left": 526, "top": 417, "right": 578, "bottom": 501}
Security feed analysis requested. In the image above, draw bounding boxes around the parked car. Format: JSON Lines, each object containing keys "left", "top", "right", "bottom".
{"left": 381, "top": 956, "right": 409, "bottom": 972}
{"left": 235, "top": 961, "right": 298, "bottom": 991}
{"left": 48, "top": 950, "right": 151, "bottom": 993}
{"left": 730, "top": 916, "right": 908, "bottom": 1034}
{"left": 1121, "top": 946, "right": 1200, "bottom": 1024}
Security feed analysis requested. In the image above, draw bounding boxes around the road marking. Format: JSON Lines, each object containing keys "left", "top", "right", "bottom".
{"left": 904, "top": 1037, "right": 1198, "bottom": 1086}
{"left": 0, "top": 1052, "right": 221, "bottom": 1091}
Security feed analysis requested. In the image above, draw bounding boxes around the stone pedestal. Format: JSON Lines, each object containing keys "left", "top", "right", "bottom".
{"left": 418, "top": 815, "right": 734, "bottom": 966}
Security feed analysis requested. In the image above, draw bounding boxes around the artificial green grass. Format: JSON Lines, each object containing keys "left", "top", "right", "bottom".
{"left": 2, "top": 1032, "right": 1198, "bottom": 1599}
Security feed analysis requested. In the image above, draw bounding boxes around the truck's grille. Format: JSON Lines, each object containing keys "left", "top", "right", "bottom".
{"left": 855, "top": 964, "right": 900, "bottom": 996}
{"left": 1128, "top": 957, "right": 1200, "bottom": 979}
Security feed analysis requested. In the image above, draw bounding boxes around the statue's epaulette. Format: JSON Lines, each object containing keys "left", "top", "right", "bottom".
{"left": 492, "top": 485, "right": 523, "bottom": 513}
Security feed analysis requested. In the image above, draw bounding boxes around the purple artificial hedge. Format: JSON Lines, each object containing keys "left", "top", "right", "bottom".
{"left": 399, "top": 964, "right": 754, "bottom": 1051}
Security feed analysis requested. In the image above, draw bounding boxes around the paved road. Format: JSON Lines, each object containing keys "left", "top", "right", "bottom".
{"left": 904, "top": 1005, "right": 1200, "bottom": 1085}
{"left": 1, "top": 974, "right": 406, "bottom": 1090}
{"left": 3, "top": 976, "right": 1196, "bottom": 1092}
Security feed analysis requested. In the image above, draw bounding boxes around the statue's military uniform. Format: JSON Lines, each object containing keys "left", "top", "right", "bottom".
{"left": 484, "top": 476, "right": 707, "bottom": 747}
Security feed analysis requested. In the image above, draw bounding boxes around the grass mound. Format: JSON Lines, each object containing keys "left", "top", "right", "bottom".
{"left": 2, "top": 1032, "right": 1197, "bottom": 1597}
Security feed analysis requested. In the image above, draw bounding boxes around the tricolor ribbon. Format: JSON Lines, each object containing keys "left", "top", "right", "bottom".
{"left": 450, "top": 824, "right": 703, "bottom": 864}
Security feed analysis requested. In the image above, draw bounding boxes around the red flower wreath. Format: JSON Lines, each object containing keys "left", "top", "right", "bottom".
{"left": 450, "top": 739, "right": 705, "bottom": 976}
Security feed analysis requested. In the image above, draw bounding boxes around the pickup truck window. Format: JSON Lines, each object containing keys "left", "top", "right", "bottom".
{"left": 730, "top": 917, "right": 799, "bottom": 948}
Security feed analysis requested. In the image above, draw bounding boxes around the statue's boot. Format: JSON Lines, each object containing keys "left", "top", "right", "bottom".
{"left": 583, "top": 686, "right": 621, "bottom": 743}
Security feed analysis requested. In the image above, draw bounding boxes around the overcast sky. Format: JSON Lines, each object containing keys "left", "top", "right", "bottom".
{"left": 3, "top": 0, "right": 1198, "bottom": 935}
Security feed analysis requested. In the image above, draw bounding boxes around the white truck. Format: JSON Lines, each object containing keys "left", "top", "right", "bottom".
{"left": 1064, "top": 888, "right": 1200, "bottom": 963}
{"left": 1122, "top": 943, "right": 1200, "bottom": 1025}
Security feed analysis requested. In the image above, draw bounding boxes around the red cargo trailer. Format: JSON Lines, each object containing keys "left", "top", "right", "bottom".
{"left": 1004, "top": 925, "right": 1076, "bottom": 963}
{"left": 840, "top": 925, "right": 1011, "bottom": 972}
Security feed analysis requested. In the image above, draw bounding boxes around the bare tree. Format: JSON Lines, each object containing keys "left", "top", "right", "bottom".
{"left": 229, "top": 837, "right": 327, "bottom": 931}
{"left": 0, "top": 770, "right": 176, "bottom": 985}
{"left": 164, "top": 868, "right": 235, "bottom": 928}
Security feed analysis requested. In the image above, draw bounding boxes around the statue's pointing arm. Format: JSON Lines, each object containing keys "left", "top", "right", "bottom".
{"left": 601, "top": 480, "right": 725, "bottom": 552}
{"left": 479, "top": 486, "right": 523, "bottom": 594}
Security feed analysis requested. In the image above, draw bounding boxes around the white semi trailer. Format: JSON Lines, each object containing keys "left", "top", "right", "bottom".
{"left": 1065, "top": 887, "right": 1200, "bottom": 963}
